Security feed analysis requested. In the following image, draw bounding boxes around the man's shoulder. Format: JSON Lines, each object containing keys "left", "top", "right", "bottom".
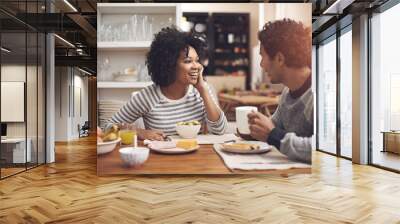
{"left": 301, "top": 88, "right": 314, "bottom": 104}
{"left": 302, "top": 88, "right": 314, "bottom": 123}
{"left": 281, "top": 87, "right": 290, "bottom": 95}
{"left": 278, "top": 87, "right": 291, "bottom": 103}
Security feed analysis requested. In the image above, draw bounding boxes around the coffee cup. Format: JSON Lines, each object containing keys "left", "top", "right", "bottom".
{"left": 235, "top": 106, "right": 258, "bottom": 135}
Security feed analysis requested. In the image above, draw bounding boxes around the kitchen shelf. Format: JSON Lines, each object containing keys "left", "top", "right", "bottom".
{"left": 97, "top": 2, "right": 180, "bottom": 109}
{"left": 97, "top": 81, "right": 153, "bottom": 89}
{"left": 97, "top": 41, "right": 151, "bottom": 50}
{"left": 97, "top": 3, "right": 178, "bottom": 14}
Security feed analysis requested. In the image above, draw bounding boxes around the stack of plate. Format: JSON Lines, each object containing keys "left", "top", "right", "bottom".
{"left": 98, "top": 100, "right": 125, "bottom": 128}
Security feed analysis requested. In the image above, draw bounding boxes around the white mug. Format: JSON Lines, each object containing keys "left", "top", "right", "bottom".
{"left": 235, "top": 106, "right": 258, "bottom": 135}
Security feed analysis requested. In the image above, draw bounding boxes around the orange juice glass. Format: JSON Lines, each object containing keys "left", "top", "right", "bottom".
{"left": 119, "top": 124, "right": 137, "bottom": 146}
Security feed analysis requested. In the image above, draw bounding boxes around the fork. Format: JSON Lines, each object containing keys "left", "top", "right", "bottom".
{"left": 241, "top": 162, "right": 298, "bottom": 165}
{"left": 223, "top": 140, "right": 236, "bottom": 143}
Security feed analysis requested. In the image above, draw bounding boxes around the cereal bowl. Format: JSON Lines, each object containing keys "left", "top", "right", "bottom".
{"left": 176, "top": 122, "right": 201, "bottom": 139}
{"left": 119, "top": 147, "right": 149, "bottom": 167}
{"left": 97, "top": 138, "right": 121, "bottom": 155}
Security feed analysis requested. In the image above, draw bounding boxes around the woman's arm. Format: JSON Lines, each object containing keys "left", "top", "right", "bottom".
{"left": 194, "top": 72, "right": 227, "bottom": 134}
{"left": 108, "top": 87, "right": 166, "bottom": 140}
{"left": 197, "top": 87, "right": 220, "bottom": 122}
{"left": 194, "top": 69, "right": 220, "bottom": 122}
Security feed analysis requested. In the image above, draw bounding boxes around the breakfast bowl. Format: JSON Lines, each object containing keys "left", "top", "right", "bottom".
{"left": 97, "top": 137, "right": 121, "bottom": 155}
{"left": 119, "top": 147, "right": 149, "bottom": 167}
{"left": 176, "top": 121, "right": 201, "bottom": 139}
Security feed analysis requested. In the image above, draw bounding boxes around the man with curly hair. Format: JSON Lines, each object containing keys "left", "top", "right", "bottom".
{"left": 247, "top": 19, "right": 313, "bottom": 163}
{"left": 109, "top": 27, "right": 227, "bottom": 140}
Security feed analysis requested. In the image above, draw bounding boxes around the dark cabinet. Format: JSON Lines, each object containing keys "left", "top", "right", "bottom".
{"left": 183, "top": 12, "right": 251, "bottom": 90}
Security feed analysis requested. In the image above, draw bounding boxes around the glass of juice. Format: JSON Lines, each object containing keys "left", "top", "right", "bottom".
{"left": 119, "top": 123, "right": 137, "bottom": 147}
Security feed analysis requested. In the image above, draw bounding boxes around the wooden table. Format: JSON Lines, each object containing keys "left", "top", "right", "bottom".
{"left": 219, "top": 93, "right": 279, "bottom": 106}
{"left": 218, "top": 93, "right": 280, "bottom": 118}
{"left": 382, "top": 131, "right": 400, "bottom": 154}
{"left": 97, "top": 144, "right": 310, "bottom": 175}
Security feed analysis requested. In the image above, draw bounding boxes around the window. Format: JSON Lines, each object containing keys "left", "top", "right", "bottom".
{"left": 0, "top": 2, "right": 47, "bottom": 179}
{"left": 370, "top": 2, "right": 400, "bottom": 171}
{"left": 339, "top": 28, "right": 352, "bottom": 158}
{"left": 317, "top": 36, "right": 337, "bottom": 154}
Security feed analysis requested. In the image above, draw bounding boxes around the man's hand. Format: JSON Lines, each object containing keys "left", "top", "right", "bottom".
{"left": 247, "top": 111, "right": 275, "bottom": 141}
{"left": 137, "top": 129, "right": 165, "bottom": 141}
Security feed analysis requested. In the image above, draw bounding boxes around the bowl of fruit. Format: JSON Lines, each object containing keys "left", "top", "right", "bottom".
{"left": 97, "top": 124, "right": 121, "bottom": 155}
{"left": 176, "top": 120, "right": 201, "bottom": 139}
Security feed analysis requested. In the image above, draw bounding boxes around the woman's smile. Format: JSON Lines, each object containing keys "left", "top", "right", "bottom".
{"left": 189, "top": 70, "right": 199, "bottom": 80}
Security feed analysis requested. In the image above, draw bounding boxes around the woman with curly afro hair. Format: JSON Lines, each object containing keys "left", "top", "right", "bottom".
{"left": 110, "top": 27, "right": 227, "bottom": 140}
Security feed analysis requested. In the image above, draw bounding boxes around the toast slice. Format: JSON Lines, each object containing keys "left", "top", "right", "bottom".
{"left": 222, "top": 143, "right": 260, "bottom": 151}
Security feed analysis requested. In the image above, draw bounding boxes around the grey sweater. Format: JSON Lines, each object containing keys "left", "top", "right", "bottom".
{"left": 267, "top": 87, "right": 313, "bottom": 164}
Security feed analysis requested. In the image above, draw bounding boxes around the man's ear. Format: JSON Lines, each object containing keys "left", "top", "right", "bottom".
{"left": 275, "top": 52, "right": 285, "bottom": 67}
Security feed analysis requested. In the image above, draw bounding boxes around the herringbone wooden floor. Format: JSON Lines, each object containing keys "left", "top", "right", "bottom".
{"left": 1, "top": 136, "right": 400, "bottom": 224}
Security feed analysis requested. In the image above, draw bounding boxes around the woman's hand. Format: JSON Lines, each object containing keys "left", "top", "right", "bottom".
{"left": 193, "top": 64, "right": 223, "bottom": 124}
{"left": 137, "top": 129, "right": 166, "bottom": 141}
{"left": 194, "top": 64, "right": 207, "bottom": 93}
{"left": 97, "top": 126, "right": 103, "bottom": 143}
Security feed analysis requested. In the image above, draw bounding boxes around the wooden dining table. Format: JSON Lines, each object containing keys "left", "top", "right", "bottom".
{"left": 97, "top": 143, "right": 311, "bottom": 175}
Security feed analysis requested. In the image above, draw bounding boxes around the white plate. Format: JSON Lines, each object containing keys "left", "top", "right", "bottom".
{"left": 149, "top": 145, "right": 199, "bottom": 154}
{"left": 167, "top": 134, "right": 239, "bottom": 144}
{"left": 220, "top": 141, "right": 271, "bottom": 154}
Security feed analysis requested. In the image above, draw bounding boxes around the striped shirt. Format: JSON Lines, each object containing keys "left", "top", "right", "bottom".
{"left": 110, "top": 84, "right": 228, "bottom": 135}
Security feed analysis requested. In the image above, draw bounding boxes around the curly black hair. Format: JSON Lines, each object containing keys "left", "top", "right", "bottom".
{"left": 146, "top": 26, "right": 207, "bottom": 87}
{"left": 258, "top": 19, "right": 311, "bottom": 68}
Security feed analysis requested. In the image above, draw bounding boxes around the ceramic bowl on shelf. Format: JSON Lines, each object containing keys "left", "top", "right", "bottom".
{"left": 112, "top": 71, "right": 138, "bottom": 82}
{"left": 124, "top": 68, "right": 136, "bottom": 75}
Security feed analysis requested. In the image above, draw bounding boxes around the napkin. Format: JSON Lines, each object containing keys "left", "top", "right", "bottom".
{"left": 144, "top": 140, "right": 176, "bottom": 150}
{"left": 213, "top": 144, "right": 311, "bottom": 171}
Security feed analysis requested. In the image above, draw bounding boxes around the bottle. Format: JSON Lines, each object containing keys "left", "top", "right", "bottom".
{"left": 218, "top": 34, "right": 225, "bottom": 43}
{"left": 242, "top": 34, "right": 247, "bottom": 44}
{"left": 227, "top": 33, "right": 234, "bottom": 44}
